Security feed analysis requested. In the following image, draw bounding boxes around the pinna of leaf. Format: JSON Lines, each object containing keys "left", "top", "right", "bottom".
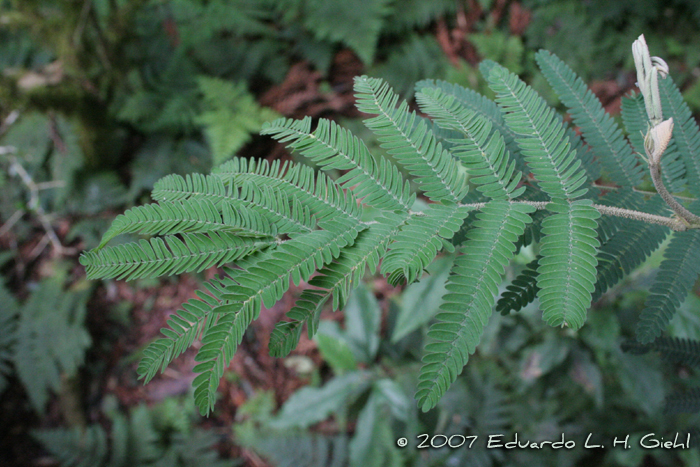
{"left": 81, "top": 34, "right": 700, "bottom": 415}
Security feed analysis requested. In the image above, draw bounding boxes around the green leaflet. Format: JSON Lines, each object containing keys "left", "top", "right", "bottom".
{"left": 537, "top": 199, "right": 600, "bottom": 330}
{"left": 193, "top": 222, "right": 364, "bottom": 415}
{"left": 268, "top": 289, "right": 329, "bottom": 358}
{"left": 415, "top": 87, "right": 525, "bottom": 200}
{"left": 658, "top": 77, "right": 700, "bottom": 197}
{"left": 309, "top": 212, "right": 408, "bottom": 311}
{"left": 214, "top": 156, "right": 363, "bottom": 225}
{"left": 80, "top": 233, "right": 276, "bottom": 281}
{"left": 380, "top": 203, "right": 471, "bottom": 285}
{"left": 488, "top": 64, "right": 589, "bottom": 200}
{"left": 152, "top": 172, "right": 316, "bottom": 233}
{"left": 592, "top": 197, "right": 669, "bottom": 302}
{"left": 415, "top": 78, "right": 527, "bottom": 175}
{"left": 535, "top": 50, "right": 644, "bottom": 188}
{"left": 637, "top": 228, "right": 700, "bottom": 344}
{"left": 353, "top": 75, "right": 469, "bottom": 203}
{"left": 138, "top": 279, "right": 227, "bottom": 383}
{"left": 261, "top": 116, "right": 413, "bottom": 211}
{"left": 98, "top": 198, "right": 277, "bottom": 248}
{"left": 416, "top": 201, "right": 534, "bottom": 412}
{"left": 623, "top": 337, "right": 700, "bottom": 369}
{"left": 496, "top": 256, "right": 540, "bottom": 316}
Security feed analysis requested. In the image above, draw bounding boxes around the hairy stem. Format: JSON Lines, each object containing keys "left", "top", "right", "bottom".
{"left": 648, "top": 160, "right": 700, "bottom": 228}
{"left": 457, "top": 200, "right": 691, "bottom": 231}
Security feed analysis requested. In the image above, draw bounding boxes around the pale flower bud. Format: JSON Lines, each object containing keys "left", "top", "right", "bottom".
{"left": 646, "top": 118, "right": 674, "bottom": 165}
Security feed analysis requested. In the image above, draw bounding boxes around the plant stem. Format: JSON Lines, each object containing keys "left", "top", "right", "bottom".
{"left": 590, "top": 183, "right": 698, "bottom": 203}
{"left": 457, "top": 200, "right": 691, "bottom": 231}
{"left": 648, "top": 160, "right": 700, "bottom": 228}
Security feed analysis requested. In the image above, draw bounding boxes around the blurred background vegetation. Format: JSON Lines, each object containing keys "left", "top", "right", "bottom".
{"left": 3, "top": 0, "right": 700, "bottom": 466}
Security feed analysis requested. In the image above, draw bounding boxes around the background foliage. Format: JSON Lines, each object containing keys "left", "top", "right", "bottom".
{"left": 2, "top": 0, "right": 700, "bottom": 466}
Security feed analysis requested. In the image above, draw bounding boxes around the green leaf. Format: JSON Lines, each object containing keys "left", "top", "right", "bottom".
{"left": 537, "top": 199, "right": 600, "bottom": 330}
{"left": 658, "top": 76, "right": 700, "bottom": 197}
{"left": 536, "top": 50, "right": 644, "bottom": 188}
{"left": 316, "top": 326, "right": 358, "bottom": 373}
{"left": 270, "top": 371, "right": 373, "bottom": 429}
{"left": 380, "top": 203, "right": 470, "bottom": 285}
{"left": 343, "top": 283, "right": 381, "bottom": 363}
{"left": 262, "top": 116, "right": 413, "bottom": 211}
{"left": 354, "top": 76, "right": 469, "bottom": 203}
{"left": 637, "top": 228, "right": 700, "bottom": 343}
{"left": 417, "top": 201, "right": 534, "bottom": 412}
{"left": 269, "top": 289, "right": 330, "bottom": 358}
{"left": 416, "top": 86, "right": 525, "bottom": 200}
{"left": 487, "top": 63, "right": 589, "bottom": 199}
{"left": 391, "top": 254, "right": 453, "bottom": 342}
{"left": 349, "top": 388, "right": 402, "bottom": 467}
{"left": 194, "top": 223, "right": 364, "bottom": 415}
{"left": 214, "top": 156, "right": 363, "bottom": 225}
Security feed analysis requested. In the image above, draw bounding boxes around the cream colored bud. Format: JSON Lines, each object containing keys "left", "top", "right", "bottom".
{"left": 647, "top": 118, "right": 674, "bottom": 165}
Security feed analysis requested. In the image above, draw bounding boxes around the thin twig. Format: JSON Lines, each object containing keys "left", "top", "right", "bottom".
{"left": 8, "top": 157, "right": 77, "bottom": 255}
{"left": 0, "top": 209, "right": 25, "bottom": 237}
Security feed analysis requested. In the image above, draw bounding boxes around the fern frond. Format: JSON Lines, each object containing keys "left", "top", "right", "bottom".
{"left": 98, "top": 199, "right": 276, "bottom": 248}
{"left": 373, "top": 34, "right": 448, "bottom": 98}
{"left": 302, "top": 0, "right": 391, "bottom": 64}
{"left": 138, "top": 279, "right": 228, "bottom": 383}
{"left": 81, "top": 233, "right": 276, "bottom": 281}
{"left": 13, "top": 278, "right": 91, "bottom": 414}
{"left": 637, "top": 228, "right": 700, "bottom": 343}
{"left": 32, "top": 425, "right": 109, "bottom": 467}
{"left": 353, "top": 76, "right": 469, "bottom": 203}
{"left": 487, "top": 64, "right": 589, "bottom": 199}
{"left": 380, "top": 203, "right": 472, "bottom": 285}
{"left": 269, "top": 289, "right": 330, "bottom": 358}
{"left": 496, "top": 257, "right": 540, "bottom": 316}
{"left": 658, "top": 77, "right": 700, "bottom": 197}
{"left": 241, "top": 430, "right": 349, "bottom": 467}
{"left": 416, "top": 201, "right": 534, "bottom": 411}
{"left": 537, "top": 199, "right": 600, "bottom": 329}
{"left": 261, "top": 117, "right": 414, "bottom": 211}
{"left": 536, "top": 50, "right": 644, "bottom": 188}
{"left": 621, "top": 92, "right": 686, "bottom": 193}
{"left": 309, "top": 213, "right": 408, "bottom": 311}
{"left": 214, "top": 157, "right": 363, "bottom": 225}
{"left": 193, "top": 223, "right": 364, "bottom": 415}
{"left": 152, "top": 173, "right": 316, "bottom": 233}
{"left": 195, "top": 76, "right": 279, "bottom": 164}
